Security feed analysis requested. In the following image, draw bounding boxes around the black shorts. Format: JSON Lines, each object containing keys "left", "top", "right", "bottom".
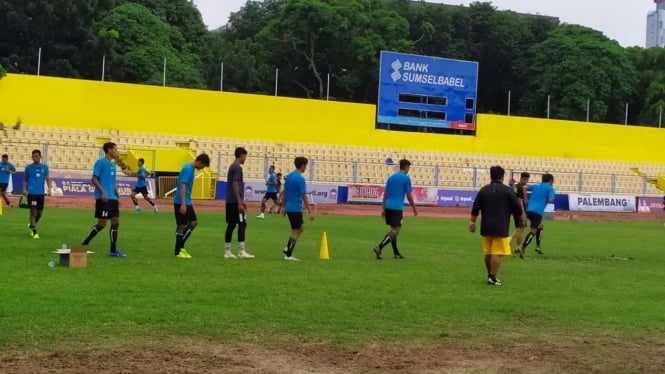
{"left": 263, "top": 192, "right": 278, "bottom": 201}
{"left": 513, "top": 213, "right": 526, "bottom": 228}
{"left": 28, "top": 194, "right": 45, "bottom": 210}
{"left": 132, "top": 186, "right": 149, "bottom": 196}
{"left": 527, "top": 211, "right": 543, "bottom": 229}
{"left": 174, "top": 204, "right": 197, "bottom": 225}
{"left": 384, "top": 209, "right": 403, "bottom": 227}
{"left": 0, "top": 183, "right": 8, "bottom": 192}
{"left": 287, "top": 212, "right": 304, "bottom": 229}
{"left": 95, "top": 199, "right": 119, "bottom": 219}
{"left": 226, "top": 203, "right": 247, "bottom": 224}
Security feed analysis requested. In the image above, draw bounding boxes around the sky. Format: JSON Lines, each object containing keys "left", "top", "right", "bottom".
{"left": 192, "top": 0, "right": 655, "bottom": 48}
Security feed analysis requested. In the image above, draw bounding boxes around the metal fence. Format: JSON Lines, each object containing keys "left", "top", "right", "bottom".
{"left": 1, "top": 138, "right": 660, "bottom": 197}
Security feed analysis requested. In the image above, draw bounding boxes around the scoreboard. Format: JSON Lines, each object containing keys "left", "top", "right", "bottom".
{"left": 377, "top": 51, "right": 478, "bottom": 131}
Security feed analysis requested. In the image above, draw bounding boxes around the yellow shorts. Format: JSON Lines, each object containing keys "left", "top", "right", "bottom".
{"left": 482, "top": 236, "right": 511, "bottom": 256}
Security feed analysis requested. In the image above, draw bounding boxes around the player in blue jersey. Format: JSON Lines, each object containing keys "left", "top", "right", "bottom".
{"left": 281, "top": 157, "right": 315, "bottom": 261}
{"left": 81, "top": 142, "right": 125, "bottom": 257}
{"left": 518, "top": 173, "right": 556, "bottom": 258}
{"left": 373, "top": 159, "right": 418, "bottom": 260}
{"left": 0, "top": 154, "right": 17, "bottom": 208}
{"left": 130, "top": 158, "right": 158, "bottom": 213}
{"left": 270, "top": 172, "right": 284, "bottom": 214}
{"left": 257, "top": 165, "right": 278, "bottom": 219}
{"left": 23, "top": 150, "right": 52, "bottom": 238}
{"left": 173, "top": 154, "right": 210, "bottom": 259}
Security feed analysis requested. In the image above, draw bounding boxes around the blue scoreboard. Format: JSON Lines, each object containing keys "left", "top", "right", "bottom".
{"left": 377, "top": 51, "right": 478, "bottom": 131}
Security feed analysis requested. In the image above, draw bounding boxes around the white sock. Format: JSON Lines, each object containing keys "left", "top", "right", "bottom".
{"left": 239, "top": 242, "right": 245, "bottom": 252}
{"left": 225, "top": 243, "right": 231, "bottom": 252}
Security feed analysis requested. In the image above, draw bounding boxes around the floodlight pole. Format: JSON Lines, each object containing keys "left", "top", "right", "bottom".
{"left": 220, "top": 62, "right": 224, "bottom": 92}
{"left": 274, "top": 68, "right": 279, "bottom": 96}
{"left": 37, "top": 47, "right": 42, "bottom": 76}
{"left": 326, "top": 73, "right": 330, "bottom": 101}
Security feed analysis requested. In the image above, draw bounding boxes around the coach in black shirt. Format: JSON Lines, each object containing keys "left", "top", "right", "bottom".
{"left": 469, "top": 166, "right": 522, "bottom": 286}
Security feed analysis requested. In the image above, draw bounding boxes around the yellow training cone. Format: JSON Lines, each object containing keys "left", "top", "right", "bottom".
{"left": 319, "top": 231, "right": 330, "bottom": 260}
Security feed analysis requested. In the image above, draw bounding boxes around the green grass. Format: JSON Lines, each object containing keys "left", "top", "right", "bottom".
{"left": 1, "top": 207, "right": 664, "bottom": 350}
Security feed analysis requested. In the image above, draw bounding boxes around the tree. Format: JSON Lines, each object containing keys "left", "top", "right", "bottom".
{"left": 520, "top": 25, "right": 637, "bottom": 123}
{"left": 204, "top": 34, "right": 274, "bottom": 94}
{"left": 0, "top": 63, "right": 6, "bottom": 80}
{"left": 93, "top": 3, "right": 204, "bottom": 88}
{"left": 0, "top": 0, "right": 115, "bottom": 78}
{"left": 224, "top": 0, "right": 281, "bottom": 42}
{"left": 119, "top": 0, "right": 211, "bottom": 63}
{"left": 256, "top": 0, "right": 412, "bottom": 101}
{"left": 626, "top": 47, "right": 665, "bottom": 127}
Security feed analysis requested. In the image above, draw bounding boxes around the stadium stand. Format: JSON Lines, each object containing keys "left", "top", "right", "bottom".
{"left": 1, "top": 125, "right": 663, "bottom": 195}
{"left": 1, "top": 75, "right": 663, "bottom": 196}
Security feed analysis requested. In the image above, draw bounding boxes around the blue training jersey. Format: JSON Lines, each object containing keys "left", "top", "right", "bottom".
{"left": 526, "top": 182, "right": 556, "bottom": 216}
{"left": 174, "top": 163, "right": 194, "bottom": 205}
{"left": 93, "top": 158, "right": 118, "bottom": 200}
{"left": 25, "top": 163, "right": 49, "bottom": 195}
{"left": 266, "top": 172, "right": 278, "bottom": 193}
{"left": 284, "top": 170, "right": 307, "bottom": 213}
{"left": 384, "top": 172, "right": 412, "bottom": 211}
{"left": 136, "top": 166, "right": 148, "bottom": 188}
{"left": 0, "top": 162, "right": 16, "bottom": 184}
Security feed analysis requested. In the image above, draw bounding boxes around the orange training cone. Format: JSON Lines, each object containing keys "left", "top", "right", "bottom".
{"left": 319, "top": 231, "right": 329, "bottom": 260}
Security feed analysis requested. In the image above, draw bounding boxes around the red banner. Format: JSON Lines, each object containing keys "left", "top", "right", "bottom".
{"left": 451, "top": 121, "right": 476, "bottom": 130}
{"left": 347, "top": 184, "right": 438, "bottom": 206}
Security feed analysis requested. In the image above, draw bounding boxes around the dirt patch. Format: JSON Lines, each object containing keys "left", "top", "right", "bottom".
{"left": 2, "top": 337, "right": 664, "bottom": 373}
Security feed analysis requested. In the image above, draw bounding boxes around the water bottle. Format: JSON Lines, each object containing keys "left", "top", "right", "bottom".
{"left": 48, "top": 261, "right": 55, "bottom": 268}
{"left": 62, "top": 244, "right": 67, "bottom": 250}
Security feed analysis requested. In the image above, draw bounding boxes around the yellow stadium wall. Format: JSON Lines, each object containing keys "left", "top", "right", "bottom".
{"left": 0, "top": 74, "right": 661, "bottom": 164}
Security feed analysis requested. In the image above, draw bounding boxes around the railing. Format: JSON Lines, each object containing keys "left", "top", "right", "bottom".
{"left": 1, "top": 136, "right": 662, "bottom": 197}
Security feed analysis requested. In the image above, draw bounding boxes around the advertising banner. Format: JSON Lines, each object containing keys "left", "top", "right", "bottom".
{"left": 241, "top": 182, "right": 338, "bottom": 204}
{"left": 347, "top": 184, "right": 438, "bottom": 205}
{"left": 568, "top": 194, "right": 636, "bottom": 212}
{"left": 377, "top": 51, "right": 478, "bottom": 130}
{"left": 50, "top": 177, "right": 155, "bottom": 198}
{"left": 637, "top": 196, "right": 664, "bottom": 213}
{"left": 437, "top": 189, "right": 476, "bottom": 207}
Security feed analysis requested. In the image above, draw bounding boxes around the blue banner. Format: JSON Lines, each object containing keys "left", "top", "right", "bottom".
{"left": 437, "top": 189, "right": 476, "bottom": 207}
{"left": 377, "top": 51, "right": 478, "bottom": 130}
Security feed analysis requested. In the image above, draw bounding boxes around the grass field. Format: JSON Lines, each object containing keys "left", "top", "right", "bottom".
{"left": 1, "top": 206, "right": 665, "bottom": 372}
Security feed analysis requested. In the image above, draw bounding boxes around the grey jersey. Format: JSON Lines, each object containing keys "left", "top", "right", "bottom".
{"left": 226, "top": 162, "right": 244, "bottom": 203}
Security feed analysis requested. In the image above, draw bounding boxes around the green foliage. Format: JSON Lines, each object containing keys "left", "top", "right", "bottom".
{"left": 626, "top": 47, "right": 665, "bottom": 127}
{"left": 0, "top": 0, "right": 115, "bottom": 77}
{"left": 0, "top": 0, "right": 657, "bottom": 123}
{"left": 521, "top": 25, "right": 638, "bottom": 123}
{"left": 253, "top": 0, "right": 412, "bottom": 100}
{"left": 93, "top": 3, "right": 204, "bottom": 88}
{"left": 0, "top": 63, "right": 6, "bottom": 80}
{"left": 0, "top": 209, "right": 664, "bottom": 351}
